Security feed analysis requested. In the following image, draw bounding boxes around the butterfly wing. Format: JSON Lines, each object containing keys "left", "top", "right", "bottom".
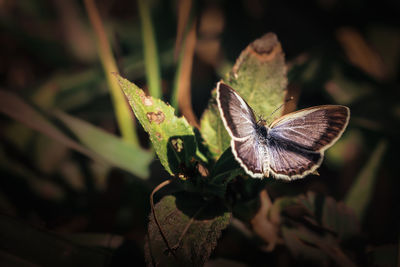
{"left": 217, "top": 82, "right": 258, "bottom": 139}
{"left": 231, "top": 137, "right": 266, "bottom": 178}
{"left": 269, "top": 105, "right": 350, "bottom": 151}
{"left": 217, "top": 82, "right": 266, "bottom": 177}
{"left": 266, "top": 137, "right": 323, "bottom": 180}
{"left": 217, "top": 82, "right": 350, "bottom": 180}
{"left": 267, "top": 105, "right": 350, "bottom": 180}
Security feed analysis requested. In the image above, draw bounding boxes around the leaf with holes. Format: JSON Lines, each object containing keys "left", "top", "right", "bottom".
{"left": 116, "top": 74, "right": 196, "bottom": 176}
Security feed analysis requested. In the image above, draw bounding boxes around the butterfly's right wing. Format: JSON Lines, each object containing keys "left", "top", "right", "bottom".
{"left": 266, "top": 105, "right": 349, "bottom": 180}
{"left": 266, "top": 137, "right": 323, "bottom": 180}
{"left": 269, "top": 105, "right": 350, "bottom": 152}
{"left": 217, "top": 82, "right": 265, "bottom": 177}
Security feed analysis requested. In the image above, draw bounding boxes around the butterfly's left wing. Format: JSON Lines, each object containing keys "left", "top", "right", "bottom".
{"left": 217, "top": 82, "right": 266, "bottom": 178}
{"left": 216, "top": 82, "right": 257, "bottom": 140}
{"left": 267, "top": 105, "right": 350, "bottom": 180}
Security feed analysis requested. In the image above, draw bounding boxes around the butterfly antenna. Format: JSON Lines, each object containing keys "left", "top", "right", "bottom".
{"left": 265, "top": 96, "right": 294, "bottom": 123}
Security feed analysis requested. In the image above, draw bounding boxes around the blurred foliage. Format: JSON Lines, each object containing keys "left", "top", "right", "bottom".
{"left": 0, "top": 0, "right": 399, "bottom": 266}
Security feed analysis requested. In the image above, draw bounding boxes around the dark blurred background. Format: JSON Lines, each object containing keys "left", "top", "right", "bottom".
{"left": 0, "top": 0, "right": 399, "bottom": 266}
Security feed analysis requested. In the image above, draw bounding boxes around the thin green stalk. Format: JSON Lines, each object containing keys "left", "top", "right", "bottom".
{"left": 84, "top": 0, "right": 139, "bottom": 145}
{"left": 138, "top": 0, "right": 162, "bottom": 99}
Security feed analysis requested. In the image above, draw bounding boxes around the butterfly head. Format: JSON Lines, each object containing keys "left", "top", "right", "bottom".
{"left": 257, "top": 115, "right": 268, "bottom": 126}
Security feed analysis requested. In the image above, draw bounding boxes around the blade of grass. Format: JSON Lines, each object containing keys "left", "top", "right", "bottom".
{"left": 84, "top": 0, "right": 139, "bottom": 145}
{"left": 138, "top": 0, "right": 162, "bottom": 99}
{"left": 54, "top": 110, "right": 153, "bottom": 179}
{"left": 0, "top": 90, "right": 152, "bottom": 178}
{"left": 171, "top": 20, "right": 199, "bottom": 128}
{"left": 174, "top": 0, "right": 193, "bottom": 59}
{"left": 171, "top": 43, "right": 184, "bottom": 110}
{"left": 344, "top": 139, "right": 388, "bottom": 221}
{"left": 0, "top": 90, "right": 96, "bottom": 160}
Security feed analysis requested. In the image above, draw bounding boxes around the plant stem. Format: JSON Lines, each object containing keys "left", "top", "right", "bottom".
{"left": 84, "top": 0, "right": 139, "bottom": 145}
{"left": 138, "top": 0, "right": 162, "bottom": 99}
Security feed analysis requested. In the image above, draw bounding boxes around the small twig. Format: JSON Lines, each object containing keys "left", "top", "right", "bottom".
{"left": 150, "top": 179, "right": 176, "bottom": 258}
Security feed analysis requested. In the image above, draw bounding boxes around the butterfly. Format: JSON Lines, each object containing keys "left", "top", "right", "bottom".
{"left": 216, "top": 82, "right": 350, "bottom": 180}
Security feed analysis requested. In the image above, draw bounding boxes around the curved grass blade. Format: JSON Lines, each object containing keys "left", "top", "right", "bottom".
{"left": 0, "top": 90, "right": 152, "bottom": 178}
{"left": 84, "top": 0, "right": 139, "bottom": 145}
{"left": 0, "top": 90, "right": 95, "bottom": 159}
{"left": 54, "top": 111, "right": 153, "bottom": 179}
{"left": 138, "top": 0, "right": 162, "bottom": 99}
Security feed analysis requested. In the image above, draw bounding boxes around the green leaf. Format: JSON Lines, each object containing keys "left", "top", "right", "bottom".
{"left": 144, "top": 193, "right": 231, "bottom": 266}
{"left": 200, "top": 33, "right": 288, "bottom": 159}
{"left": 116, "top": 74, "right": 196, "bottom": 175}
{"left": 210, "top": 148, "right": 243, "bottom": 186}
{"left": 225, "top": 33, "right": 288, "bottom": 118}
{"left": 200, "top": 95, "right": 231, "bottom": 158}
{"left": 54, "top": 111, "right": 153, "bottom": 179}
{"left": 344, "top": 139, "right": 388, "bottom": 221}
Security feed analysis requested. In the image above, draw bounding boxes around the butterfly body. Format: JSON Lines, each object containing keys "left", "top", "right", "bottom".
{"left": 216, "top": 82, "right": 350, "bottom": 180}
